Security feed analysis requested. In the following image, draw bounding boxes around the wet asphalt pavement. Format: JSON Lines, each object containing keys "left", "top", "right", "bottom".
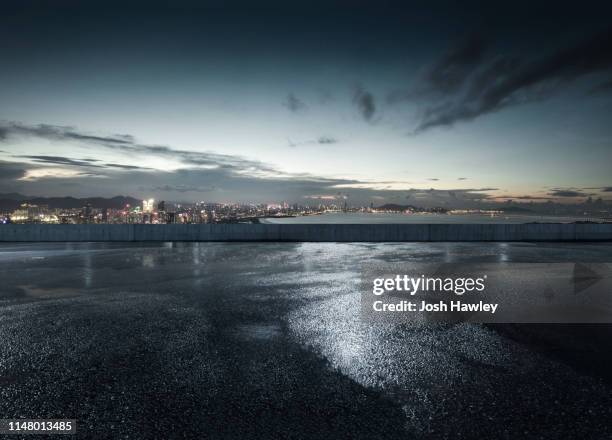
{"left": 1, "top": 242, "right": 612, "bottom": 439}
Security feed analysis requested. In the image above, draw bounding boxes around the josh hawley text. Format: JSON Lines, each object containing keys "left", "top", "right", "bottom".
{"left": 372, "top": 300, "right": 498, "bottom": 314}
{"left": 371, "top": 274, "right": 499, "bottom": 314}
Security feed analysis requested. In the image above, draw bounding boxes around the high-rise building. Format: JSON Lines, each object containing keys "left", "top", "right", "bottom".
{"left": 143, "top": 199, "right": 154, "bottom": 213}
{"left": 82, "top": 202, "right": 93, "bottom": 224}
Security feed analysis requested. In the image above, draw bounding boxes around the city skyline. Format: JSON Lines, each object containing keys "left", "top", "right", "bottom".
{"left": 1, "top": 1, "right": 611, "bottom": 206}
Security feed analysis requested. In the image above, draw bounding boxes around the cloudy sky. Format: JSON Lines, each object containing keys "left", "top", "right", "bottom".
{"left": 1, "top": 0, "right": 611, "bottom": 206}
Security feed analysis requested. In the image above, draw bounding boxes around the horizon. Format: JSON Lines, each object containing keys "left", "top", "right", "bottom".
{"left": 2, "top": 190, "right": 610, "bottom": 210}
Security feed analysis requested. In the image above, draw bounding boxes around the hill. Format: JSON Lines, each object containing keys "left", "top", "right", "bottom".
{"left": 0, "top": 194, "right": 141, "bottom": 210}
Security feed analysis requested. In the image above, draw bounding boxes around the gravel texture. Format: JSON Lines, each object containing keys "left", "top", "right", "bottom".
{"left": 1, "top": 242, "right": 612, "bottom": 439}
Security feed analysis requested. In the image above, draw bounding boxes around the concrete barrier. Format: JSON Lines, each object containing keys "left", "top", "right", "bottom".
{"left": 0, "top": 223, "right": 611, "bottom": 242}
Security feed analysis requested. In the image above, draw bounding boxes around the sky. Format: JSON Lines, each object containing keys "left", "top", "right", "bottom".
{"left": 0, "top": 0, "right": 611, "bottom": 207}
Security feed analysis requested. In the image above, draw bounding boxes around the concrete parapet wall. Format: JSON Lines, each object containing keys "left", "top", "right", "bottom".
{"left": 0, "top": 223, "right": 611, "bottom": 242}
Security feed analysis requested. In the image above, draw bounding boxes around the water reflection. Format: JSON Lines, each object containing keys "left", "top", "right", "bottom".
{"left": 498, "top": 243, "right": 509, "bottom": 262}
{"left": 141, "top": 254, "right": 155, "bottom": 269}
{"left": 83, "top": 249, "right": 92, "bottom": 289}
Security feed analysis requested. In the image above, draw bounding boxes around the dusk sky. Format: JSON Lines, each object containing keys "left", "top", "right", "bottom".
{"left": 1, "top": 1, "right": 611, "bottom": 206}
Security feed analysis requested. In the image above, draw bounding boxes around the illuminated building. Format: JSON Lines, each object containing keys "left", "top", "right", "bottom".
{"left": 143, "top": 199, "right": 155, "bottom": 213}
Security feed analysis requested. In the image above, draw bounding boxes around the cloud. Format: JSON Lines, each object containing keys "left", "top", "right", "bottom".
{"left": 1, "top": 161, "right": 504, "bottom": 207}
{"left": 288, "top": 136, "right": 338, "bottom": 147}
{"left": 492, "top": 195, "right": 555, "bottom": 200}
{"left": 0, "top": 121, "right": 504, "bottom": 207}
{"left": 147, "top": 185, "right": 215, "bottom": 193}
{"left": 1, "top": 155, "right": 372, "bottom": 202}
{"left": 405, "top": 187, "right": 498, "bottom": 198}
{"left": 0, "top": 121, "right": 280, "bottom": 177}
{"left": 353, "top": 86, "right": 376, "bottom": 122}
{"left": 425, "top": 34, "right": 488, "bottom": 95}
{"left": 410, "top": 28, "right": 612, "bottom": 133}
{"left": 0, "top": 121, "right": 372, "bottom": 200}
{"left": 602, "top": 187, "right": 612, "bottom": 192}
{"left": 548, "top": 189, "right": 588, "bottom": 197}
{"left": 457, "top": 177, "right": 468, "bottom": 180}
{"left": 0, "top": 161, "right": 26, "bottom": 180}
{"left": 0, "top": 122, "right": 134, "bottom": 145}
{"left": 16, "top": 155, "right": 109, "bottom": 168}
{"left": 590, "top": 78, "right": 612, "bottom": 94}
{"left": 14, "top": 154, "right": 152, "bottom": 171}
{"left": 303, "top": 194, "right": 344, "bottom": 200}
{"left": 317, "top": 136, "right": 337, "bottom": 144}
{"left": 20, "top": 168, "right": 106, "bottom": 181}
{"left": 427, "top": 178, "right": 439, "bottom": 181}
{"left": 283, "top": 93, "right": 307, "bottom": 113}
{"left": 104, "top": 163, "right": 151, "bottom": 170}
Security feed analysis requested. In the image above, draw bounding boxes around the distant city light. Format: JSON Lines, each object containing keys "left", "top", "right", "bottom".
{"left": 142, "top": 199, "right": 155, "bottom": 213}
{"left": 0, "top": 199, "right": 608, "bottom": 225}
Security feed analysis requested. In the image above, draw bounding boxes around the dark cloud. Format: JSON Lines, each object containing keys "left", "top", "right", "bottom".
{"left": 426, "top": 34, "right": 488, "bottom": 95}
{"left": 13, "top": 154, "right": 151, "bottom": 171}
{"left": 548, "top": 189, "right": 588, "bottom": 197}
{"left": 0, "top": 122, "right": 133, "bottom": 145}
{"left": 602, "top": 187, "right": 612, "bottom": 192}
{"left": 407, "top": 187, "right": 497, "bottom": 193}
{"left": 406, "top": 187, "right": 499, "bottom": 200}
{"left": 590, "top": 78, "right": 612, "bottom": 94}
{"left": 0, "top": 122, "right": 370, "bottom": 200}
{"left": 317, "top": 136, "right": 337, "bottom": 144}
{"left": 413, "top": 28, "right": 612, "bottom": 133}
{"left": 0, "top": 121, "right": 277, "bottom": 176}
{"left": 283, "top": 93, "right": 307, "bottom": 113}
{"left": 353, "top": 87, "right": 376, "bottom": 122}
{"left": 1, "top": 157, "right": 372, "bottom": 203}
{"left": 463, "top": 55, "right": 522, "bottom": 101}
{"left": 457, "top": 177, "right": 468, "bottom": 180}
{"left": 427, "top": 178, "right": 439, "bottom": 181}
{"left": 0, "top": 161, "right": 26, "bottom": 180}
{"left": 0, "top": 121, "right": 502, "bottom": 206}
{"left": 16, "top": 155, "right": 106, "bottom": 168}
{"left": 148, "top": 185, "right": 215, "bottom": 193}
{"left": 3, "top": 157, "right": 505, "bottom": 207}
{"left": 404, "top": 187, "right": 498, "bottom": 202}
{"left": 388, "top": 35, "right": 489, "bottom": 104}
{"left": 104, "top": 163, "right": 151, "bottom": 170}
{"left": 492, "top": 195, "right": 555, "bottom": 200}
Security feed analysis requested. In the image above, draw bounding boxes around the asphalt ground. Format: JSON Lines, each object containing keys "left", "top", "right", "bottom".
{"left": 1, "top": 242, "right": 612, "bottom": 439}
